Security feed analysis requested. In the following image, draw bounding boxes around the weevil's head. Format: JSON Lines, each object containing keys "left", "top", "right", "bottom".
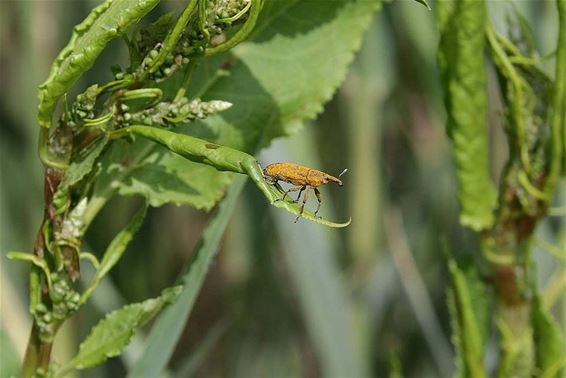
{"left": 262, "top": 166, "right": 277, "bottom": 184}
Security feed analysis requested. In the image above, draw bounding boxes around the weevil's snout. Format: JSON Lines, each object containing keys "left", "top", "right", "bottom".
{"left": 337, "top": 168, "right": 348, "bottom": 186}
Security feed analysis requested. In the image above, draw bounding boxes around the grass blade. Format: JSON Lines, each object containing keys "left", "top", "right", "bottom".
{"left": 127, "top": 176, "right": 247, "bottom": 377}
{"left": 264, "top": 138, "right": 368, "bottom": 377}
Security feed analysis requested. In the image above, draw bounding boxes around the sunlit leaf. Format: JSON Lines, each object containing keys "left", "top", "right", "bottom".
{"left": 58, "top": 286, "right": 181, "bottom": 375}
{"left": 99, "top": 0, "right": 382, "bottom": 211}
{"left": 107, "top": 125, "right": 351, "bottom": 226}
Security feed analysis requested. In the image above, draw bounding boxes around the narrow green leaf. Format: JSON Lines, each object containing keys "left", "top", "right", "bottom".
{"left": 265, "top": 183, "right": 351, "bottom": 228}
{"left": 437, "top": 0, "right": 497, "bottom": 230}
{"left": 58, "top": 286, "right": 181, "bottom": 376}
{"left": 554, "top": 0, "right": 566, "bottom": 177}
{"left": 59, "top": 136, "right": 108, "bottom": 189}
{"left": 532, "top": 295, "right": 564, "bottom": 377}
{"left": 101, "top": 0, "right": 382, "bottom": 211}
{"left": 7, "top": 251, "right": 53, "bottom": 293}
{"left": 127, "top": 176, "right": 246, "bottom": 377}
{"left": 146, "top": 0, "right": 197, "bottom": 76}
{"left": 109, "top": 125, "right": 350, "bottom": 227}
{"left": 447, "top": 258, "right": 489, "bottom": 378}
{"left": 37, "top": 0, "right": 160, "bottom": 128}
{"left": 80, "top": 204, "right": 147, "bottom": 305}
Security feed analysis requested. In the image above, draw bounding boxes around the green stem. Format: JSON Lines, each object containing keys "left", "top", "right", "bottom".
{"left": 21, "top": 323, "right": 53, "bottom": 378}
{"left": 549, "top": 0, "right": 566, "bottom": 187}
{"left": 486, "top": 25, "right": 532, "bottom": 175}
{"left": 145, "top": 0, "right": 199, "bottom": 78}
{"left": 38, "top": 127, "right": 68, "bottom": 169}
{"left": 205, "top": 0, "right": 262, "bottom": 55}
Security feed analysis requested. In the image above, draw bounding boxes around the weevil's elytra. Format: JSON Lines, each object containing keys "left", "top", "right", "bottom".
{"left": 262, "top": 162, "right": 346, "bottom": 222}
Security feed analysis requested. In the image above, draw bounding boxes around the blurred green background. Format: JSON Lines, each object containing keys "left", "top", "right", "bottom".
{"left": 1, "top": 1, "right": 564, "bottom": 377}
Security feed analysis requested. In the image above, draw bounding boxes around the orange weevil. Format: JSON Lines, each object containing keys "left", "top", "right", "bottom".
{"left": 263, "top": 162, "right": 347, "bottom": 222}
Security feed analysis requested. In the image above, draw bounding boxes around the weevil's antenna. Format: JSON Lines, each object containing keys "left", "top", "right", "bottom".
{"left": 338, "top": 168, "right": 348, "bottom": 178}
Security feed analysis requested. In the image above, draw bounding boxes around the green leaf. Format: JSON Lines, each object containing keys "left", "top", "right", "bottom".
{"left": 99, "top": 0, "right": 382, "bottom": 211}
{"left": 437, "top": 0, "right": 497, "bottom": 230}
{"left": 554, "top": 0, "right": 566, "bottom": 178}
{"left": 58, "top": 286, "right": 182, "bottom": 376}
{"left": 94, "top": 138, "right": 232, "bottom": 210}
{"left": 59, "top": 136, "right": 108, "bottom": 190}
{"left": 37, "top": 0, "right": 160, "bottom": 128}
{"left": 532, "top": 295, "right": 564, "bottom": 377}
{"left": 80, "top": 204, "right": 147, "bottom": 305}
{"left": 107, "top": 125, "right": 351, "bottom": 226}
{"left": 127, "top": 176, "right": 246, "bottom": 377}
{"left": 7, "top": 251, "right": 53, "bottom": 293}
{"left": 262, "top": 179, "right": 351, "bottom": 228}
{"left": 447, "top": 258, "right": 489, "bottom": 378}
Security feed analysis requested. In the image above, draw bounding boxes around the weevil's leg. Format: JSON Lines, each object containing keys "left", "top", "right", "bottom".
{"left": 275, "top": 185, "right": 302, "bottom": 202}
{"left": 314, "top": 188, "right": 322, "bottom": 217}
{"left": 273, "top": 182, "right": 284, "bottom": 194}
{"left": 283, "top": 186, "right": 303, "bottom": 202}
{"left": 272, "top": 182, "right": 289, "bottom": 201}
{"left": 295, "top": 186, "right": 306, "bottom": 202}
{"left": 294, "top": 187, "right": 310, "bottom": 223}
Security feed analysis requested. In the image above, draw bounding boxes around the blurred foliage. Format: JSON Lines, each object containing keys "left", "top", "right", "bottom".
{"left": 1, "top": 0, "right": 564, "bottom": 377}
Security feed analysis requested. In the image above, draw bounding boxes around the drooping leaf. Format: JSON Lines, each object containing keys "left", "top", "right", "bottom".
{"left": 107, "top": 125, "right": 351, "bottom": 226}
{"left": 447, "top": 258, "right": 489, "bottom": 378}
{"left": 37, "top": 0, "right": 160, "bottom": 128}
{"left": 532, "top": 295, "right": 564, "bottom": 377}
{"left": 437, "top": 0, "right": 497, "bottom": 230}
{"left": 97, "top": 0, "right": 382, "bottom": 211}
{"left": 127, "top": 176, "right": 246, "bottom": 377}
{"left": 58, "top": 286, "right": 181, "bottom": 376}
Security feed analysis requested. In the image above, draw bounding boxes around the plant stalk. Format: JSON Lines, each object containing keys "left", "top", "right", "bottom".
{"left": 21, "top": 323, "right": 53, "bottom": 378}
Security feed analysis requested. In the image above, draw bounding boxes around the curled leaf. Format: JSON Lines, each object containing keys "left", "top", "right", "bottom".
{"left": 109, "top": 126, "right": 350, "bottom": 227}
{"left": 38, "top": 0, "right": 160, "bottom": 128}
